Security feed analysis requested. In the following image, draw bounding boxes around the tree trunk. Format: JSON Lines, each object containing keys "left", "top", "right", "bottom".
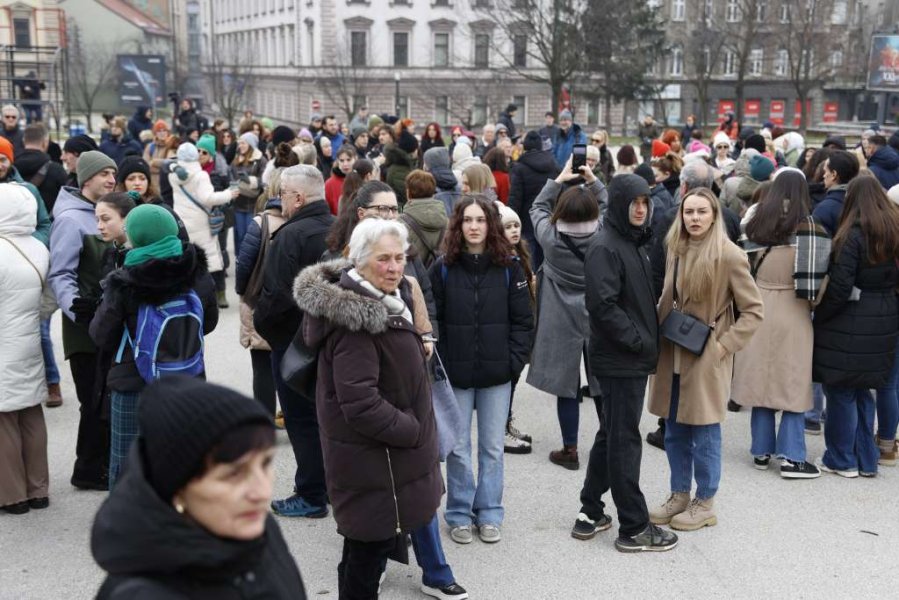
{"left": 83, "top": 110, "right": 92, "bottom": 133}
{"left": 735, "top": 77, "right": 745, "bottom": 127}
{"left": 550, "top": 83, "right": 561, "bottom": 119}
{"left": 798, "top": 90, "right": 808, "bottom": 135}
{"left": 604, "top": 94, "right": 613, "bottom": 131}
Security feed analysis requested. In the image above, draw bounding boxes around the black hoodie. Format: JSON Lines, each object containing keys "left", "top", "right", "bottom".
{"left": 509, "top": 149, "right": 561, "bottom": 238}
{"left": 13, "top": 147, "right": 68, "bottom": 214}
{"left": 92, "top": 450, "right": 306, "bottom": 600}
{"left": 90, "top": 244, "right": 219, "bottom": 392}
{"left": 584, "top": 174, "right": 660, "bottom": 378}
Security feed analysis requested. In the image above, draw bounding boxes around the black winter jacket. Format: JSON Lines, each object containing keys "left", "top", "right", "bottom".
{"left": 813, "top": 227, "right": 899, "bottom": 389}
{"left": 585, "top": 174, "right": 660, "bottom": 378}
{"left": 90, "top": 244, "right": 219, "bottom": 392}
{"left": 14, "top": 148, "right": 67, "bottom": 214}
{"left": 509, "top": 149, "right": 561, "bottom": 238}
{"left": 429, "top": 253, "right": 533, "bottom": 389}
{"left": 254, "top": 201, "right": 334, "bottom": 350}
{"left": 92, "top": 451, "right": 306, "bottom": 600}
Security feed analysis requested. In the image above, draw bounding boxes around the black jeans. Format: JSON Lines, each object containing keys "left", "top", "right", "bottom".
{"left": 211, "top": 270, "right": 226, "bottom": 292}
{"left": 251, "top": 349, "right": 276, "bottom": 416}
{"left": 270, "top": 346, "right": 326, "bottom": 505}
{"left": 338, "top": 537, "right": 396, "bottom": 600}
{"left": 70, "top": 352, "right": 109, "bottom": 483}
{"left": 579, "top": 376, "right": 650, "bottom": 538}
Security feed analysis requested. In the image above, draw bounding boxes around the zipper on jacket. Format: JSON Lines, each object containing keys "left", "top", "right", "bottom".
{"left": 385, "top": 448, "right": 402, "bottom": 535}
{"left": 473, "top": 255, "right": 480, "bottom": 371}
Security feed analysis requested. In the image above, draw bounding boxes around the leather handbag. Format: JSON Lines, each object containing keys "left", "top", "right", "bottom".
{"left": 660, "top": 258, "right": 714, "bottom": 356}
{"left": 280, "top": 325, "right": 317, "bottom": 401}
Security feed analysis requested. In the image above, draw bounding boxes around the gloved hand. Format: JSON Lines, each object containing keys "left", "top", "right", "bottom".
{"left": 71, "top": 296, "right": 100, "bottom": 326}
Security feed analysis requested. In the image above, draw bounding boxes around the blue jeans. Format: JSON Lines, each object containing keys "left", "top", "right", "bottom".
{"left": 822, "top": 386, "right": 878, "bottom": 474}
{"left": 233, "top": 210, "right": 254, "bottom": 257}
{"left": 875, "top": 342, "right": 899, "bottom": 442}
{"left": 805, "top": 384, "right": 825, "bottom": 423}
{"left": 750, "top": 408, "right": 806, "bottom": 462}
{"left": 40, "top": 317, "right": 59, "bottom": 385}
{"left": 411, "top": 515, "right": 455, "bottom": 588}
{"left": 445, "top": 383, "right": 511, "bottom": 528}
{"left": 664, "top": 375, "right": 722, "bottom": 499}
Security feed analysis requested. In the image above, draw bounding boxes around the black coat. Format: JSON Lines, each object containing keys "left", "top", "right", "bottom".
{"left": 297, "top": 261, "right": 442, "bottom": 542}
{"left": 254, "top": 201, "right": 334, "bottom": 350}
{"left": 813, "top": 227, "right": 899, "bottom": 389}
{"left": 585, "top": 175, "right": 659, "bottom": 378}
{"left": 92, "top": 451, "right": 306, "bottom": 600}
{"left": 14, "top": 148, "right": 67, "bottom": 214}
{"left": 429, "top": 253, "right": 533, "bottom": 389}
{"left": 509, "top": 149, "right": 561, "bottom": 238}
{"left": 90, "top": 244, "right": 219, "bottom": 392}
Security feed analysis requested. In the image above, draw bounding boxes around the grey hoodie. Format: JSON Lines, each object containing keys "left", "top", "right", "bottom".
{"left": 49, "top": 186, "right": 99, "bottom": 321}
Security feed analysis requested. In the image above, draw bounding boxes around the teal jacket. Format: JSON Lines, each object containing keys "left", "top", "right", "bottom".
{"left": 3, "top": 166, "right": 52, "bottom": 247}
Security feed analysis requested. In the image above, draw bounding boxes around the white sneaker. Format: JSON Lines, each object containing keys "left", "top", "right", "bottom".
{"left": 816, "top": 457, "right": 858, "bottom": 478}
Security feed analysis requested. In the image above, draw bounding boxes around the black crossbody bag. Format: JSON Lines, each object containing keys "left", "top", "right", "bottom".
{"left": 660, "top": 258, "right": 724, "bottom": 356}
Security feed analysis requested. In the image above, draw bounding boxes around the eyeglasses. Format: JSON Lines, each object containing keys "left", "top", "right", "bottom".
{"left": 366, "top": 204, "right": 399, "bottom": 217}
{"left": 591, "top": 138, "right": 603, "bottom": 143}
{"left": 198, "top": 149, "right": 210, "bottom": 155}
{"left": 3, "top": 115, "right": 16, "bottom": 120}
{"left": 716, "top": 145, "right": 729, "bottom": 150}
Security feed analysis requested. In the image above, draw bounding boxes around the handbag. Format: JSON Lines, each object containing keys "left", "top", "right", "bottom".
{"left": 431, "top": 350, "right": 463, "bottom": 461}
{"left": 179, "top": 181, "right": 226, "bottom": 236}
{"left": 660, "top": 257, "right": 718, "bottom": 356}
{"left": 280, "top": 325, "right": 317, "bottom": 401}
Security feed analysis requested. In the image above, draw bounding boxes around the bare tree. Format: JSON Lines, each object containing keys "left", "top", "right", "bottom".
{"left": 315, "top": 43, "right": 370, "bottom": 124}
{"left": 67, "top": 39, "right": 117, "bottom": 133}
{"left": 204, "top": 38, "right": 255, "bottom": 129}
{"left": 720, "top": 0, "right": 768, "bottom": 126}
{"left": 685, "top": 0, "right": 729, "bottom": 127}
{"left": 411, "top": 73, "right": 512, "bottom": 130}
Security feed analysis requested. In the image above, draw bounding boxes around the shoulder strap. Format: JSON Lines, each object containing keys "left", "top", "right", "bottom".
{"left": 0, "top": 236, "right": 44, "bottom": 286}
{"left": 29, "top": 161, "right": 50, "bottom": 188}
{"left": 178, "top": 180, "right": 211, "bottom": 216}
{"left": 559, "top": 233, "right": 586, "bottom": 262}
{"left": 400, "top": 214, "right": 444, "bottom": 264}
{"left": 672, "top": 257, "right": 680, "bottom": 308}
{"left": 750, "top": 246, "right": 773, "bottom": 279}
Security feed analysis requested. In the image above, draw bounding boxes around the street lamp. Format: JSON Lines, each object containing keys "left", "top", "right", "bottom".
{"left": 395, "top": 72, "right": 401, "bottom": 118}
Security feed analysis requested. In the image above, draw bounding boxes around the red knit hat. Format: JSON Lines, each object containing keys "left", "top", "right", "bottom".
{"left": 652, "top": 139, "right": 670, "bottom": 158}
{"left": 153, "top": 119, "right": 169, "bottom": 133}
{"left": 0, "top": 136, "right": 14, "bottom": 162}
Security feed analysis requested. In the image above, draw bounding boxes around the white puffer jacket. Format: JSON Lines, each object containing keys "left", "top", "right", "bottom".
{"left": 0, "top": 183, "right": 50, "bottom": 412}
{"left": 169, "top": 161, "right": 233, "bottom": 273}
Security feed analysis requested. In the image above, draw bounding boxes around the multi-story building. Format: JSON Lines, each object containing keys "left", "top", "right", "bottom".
{"left": 199, "top": 0, "right": 896, "bottom": 133}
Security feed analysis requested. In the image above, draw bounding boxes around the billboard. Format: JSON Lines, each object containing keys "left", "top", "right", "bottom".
{"left": 117, "top": 54, "right": 166, "bottom": 106}
{"left": 867, "top": 35, "right": 899, "bottom": 92}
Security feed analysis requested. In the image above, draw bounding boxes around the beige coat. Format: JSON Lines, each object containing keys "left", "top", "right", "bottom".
{"left": 731, "top": 246, "right": 813, "bottom": 412}
{"left": 239, "top": 209, "right": 286, "bottom": 351}
{"left": 649, "top": 240, "right": 764, "bottom": 425}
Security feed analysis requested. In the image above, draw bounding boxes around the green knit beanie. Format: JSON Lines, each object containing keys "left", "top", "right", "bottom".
{"left": 197, "top": 134, "right": 217, "bottom": 156}
{"left": 126, "top": 204, "right": 179, "bottom": 247}
{"left": 77, "top": 151, "right": 117, "bottom": 189}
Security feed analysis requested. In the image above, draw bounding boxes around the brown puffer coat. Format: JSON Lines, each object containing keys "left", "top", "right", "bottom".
{"left": 295, "top": 259, "right": 442, "bottom": 542}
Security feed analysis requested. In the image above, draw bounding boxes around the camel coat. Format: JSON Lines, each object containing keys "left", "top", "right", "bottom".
{"left": 649, "top": 240, "right": 764, "bottom": 426}
{"left": 731, "top": 246, "right": 813, "bottom": 412}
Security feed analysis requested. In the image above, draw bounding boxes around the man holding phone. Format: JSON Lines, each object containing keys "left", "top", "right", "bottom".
{"left": 552, "top": 110, "right": 587, "bottom": 167}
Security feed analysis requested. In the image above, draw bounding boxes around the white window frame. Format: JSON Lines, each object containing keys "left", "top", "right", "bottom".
{"left": 775, "top": 48, "right": 788, "bottom": 76}
{"left": 726, "top": 0, "right": 740, "bottom": 22}
{"left": 750, "top": 48, "right": 764, "bottom": 76}
{"left": 671, "top": 0, "right": 685, "bottom": 21}
{"left": 433, "top": 32, "right": 451, "bottom": 67}
{"left": 669, "top": 45, "right": 684, "bottom": 76}
{"left": 723, "top": 50, "right": 737, "bottom": 76}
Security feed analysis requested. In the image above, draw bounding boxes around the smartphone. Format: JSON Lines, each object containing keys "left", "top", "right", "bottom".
{"left": 571, "top": 143, "right": 587, "bottom": 174}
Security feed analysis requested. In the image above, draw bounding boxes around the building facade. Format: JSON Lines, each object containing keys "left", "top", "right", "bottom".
{"left": 199, "top": 0, "right": 897, "bottom": 133}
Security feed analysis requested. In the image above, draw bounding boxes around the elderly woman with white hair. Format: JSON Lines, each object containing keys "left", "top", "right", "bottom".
{"left": 293, "top": 218, "right": 459, "bottom": 599}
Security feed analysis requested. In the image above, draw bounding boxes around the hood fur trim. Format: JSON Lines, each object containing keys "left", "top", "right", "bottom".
{"left": 293, "top": 258, "right": 389, "bottom": 335}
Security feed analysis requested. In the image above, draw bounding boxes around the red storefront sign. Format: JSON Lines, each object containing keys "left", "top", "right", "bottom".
{"left": 717, "top": 100, "right": 735, "bottom": 121}
{"left": 745, "top": 99, "right": 761, "bottom": 121}
{"left": 769, "top": 100, "right": 785, "bottom": 126}
{"left": 793, "top": 99, "right": 813, "bottom": 127}
{"left": 311, "top": 99, "right": 321, "bottom": 111}
{"left": 823, "top": 102, "right": 839, "bottom": 123}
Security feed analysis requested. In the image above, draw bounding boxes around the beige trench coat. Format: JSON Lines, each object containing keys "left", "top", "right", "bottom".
{"left": 239, "top": 209, "right": 286, "bottom": 351}
{"left": 648, "top": 241, "right": 764, "bottom": 425}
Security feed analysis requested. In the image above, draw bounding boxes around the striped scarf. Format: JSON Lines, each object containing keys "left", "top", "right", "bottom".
{"left": 793, "top": 216, "right": 831, "bottom": 302}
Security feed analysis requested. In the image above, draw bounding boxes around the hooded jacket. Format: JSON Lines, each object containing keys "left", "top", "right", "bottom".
{"left": 89, "top": 244, "right": 219, "bottom": 392}
{"left": 14, "top": 148, "right": 67, "bottom": 215}
{"left": 553, "top": 123, "right": 587, "bottom": 166}
{"left": 323, "top": 162, "right": 346, "bottom": 215}
{"left": 811, "top": 185, "right": 847, "bottom": 235}
{"left": 585, "top": 174, "right": 660, "bottom": 378}
{"left": 400, "top": 198, "right": 448, "bottom": 268}
{"left": 91, "top": 450, "right": 306, "bottom": 600}
{"left": 170, "top": 161, "right": 233, "bottom": 273}
{"left": 1, "top": 166, "right": 51, "bottom": 245}
{"left": 384, "top": 144, "right": 416, "bottom": 207}
{"left": 297, "top": 260, "right": 442, "bottom": 542}
{"left": 867, "top": 146, "right": 899, "bottom": 191}
{"left": 127, "top": 106, "right": 153, "bottom": 142}
{"left": 509, "top": 149, "right": 561, "bottom": 239}
{"left": 451, "top": 144, "right": 481, "bottom": 185}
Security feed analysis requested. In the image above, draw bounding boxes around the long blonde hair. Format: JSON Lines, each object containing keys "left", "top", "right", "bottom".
{"left": 664, "top": 187, "right": 726, "bottom": 302}
{"left": 463, "top": 164, "right": 496, "bottom": 193}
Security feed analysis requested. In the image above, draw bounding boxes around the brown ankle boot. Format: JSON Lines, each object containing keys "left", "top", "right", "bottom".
{"left": 549, "top": 445, "right": 579, "bottom": 470}
{"left": 46, "top": 383, "right": 63, "bottom": 408}
{"left": 670, "top": 497, "right": 717, "bottom": 531}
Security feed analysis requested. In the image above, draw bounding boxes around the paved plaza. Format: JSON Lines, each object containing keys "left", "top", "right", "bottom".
{"left": 1, "top": 275, "right": 896, "bottom": 600}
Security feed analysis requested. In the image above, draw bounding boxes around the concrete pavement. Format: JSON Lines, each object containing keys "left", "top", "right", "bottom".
{"left": 1, "top": 280, "right": 896, "bottom": 600}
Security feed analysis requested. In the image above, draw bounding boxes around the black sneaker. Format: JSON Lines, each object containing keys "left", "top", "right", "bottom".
{"left": 804, "top": 420, "right": 822, "bottom": 435}
{"left": 571, "top": 512, "right": 612, "bottom": 540}
{"left": 646, "top": 427, "right": 665, "bottom": 451}
{"left": 615, "top": 524, "right": 678, "bottom": 553}
{"left": 27, "top": 497, "right": 49, "bottom": 509}
{"left": 420, "top": 582, "right": 469, "bottom": 599}
{"left": 1, "top": 501, "right": 30, "bottom": 515}
{"left": 71, "top": 473, "right": 109, "bottom": 491}
{"left": 753, "top": 454, "right": 771, "bottom": 470}
{"left": 780, "top": 459, "right": 821, "bottom": 479}
{"left": 727, "top": 400, "right": 742, "bottom": 413}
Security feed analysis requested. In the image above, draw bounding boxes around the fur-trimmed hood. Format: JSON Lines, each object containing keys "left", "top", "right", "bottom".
{"left": 295, "top": 259, "right": 412, "bottom": 347}
{"left": 102, "top": 243, "right": 210, "bottom": 305}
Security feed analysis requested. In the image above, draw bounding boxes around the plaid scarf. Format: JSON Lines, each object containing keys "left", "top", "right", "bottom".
{"left": 793, "top": 216, "right": 831, "bottom": 302}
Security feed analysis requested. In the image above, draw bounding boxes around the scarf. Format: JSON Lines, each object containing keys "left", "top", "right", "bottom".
{"left": 124, "top": 235, "right": 183, "bottom": 267}
{"left": 793, "top": 216, "right": 831, "bottom": 302}
{"left": 556, "top": 219, "right": 599, "bottom": 237}
{"left": 347, "top": 268, "right": 413, "bottom": 326}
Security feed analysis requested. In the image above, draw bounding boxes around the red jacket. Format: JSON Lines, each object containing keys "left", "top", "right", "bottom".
{"left": 492, "top": 170, "right": 510, "bottom": 204}
{"left": 324, "top": 173, "right": 345, "bottom": 215}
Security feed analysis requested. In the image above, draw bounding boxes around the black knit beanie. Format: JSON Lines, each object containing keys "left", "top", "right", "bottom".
{"left": 523, "top": 130, "right": 542, "bottom": 152}
{"left": 63, "top": 134, "right": 99, "bottom": 155}
{"left": 139, "top": 377, "right": 274, "bottom": 501}
{"left": 634, "top": 162, "right": 655, "bottom": 187}
{"left": 744, "top": 134, "right": 767, "bottom": 154}
{"left": 116, "top": 155, "right": 151, "bottom": 185}
{"left": 398, "top": 130, "right": 419, "bottom": 154}
{"left": 271, "top": 125, "right": 296, "bottom": 147}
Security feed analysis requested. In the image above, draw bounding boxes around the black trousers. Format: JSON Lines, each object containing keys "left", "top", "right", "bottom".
{"left": 338, "top": 537, "right": 396, "bottom": 600}
{"left": 251, "top": 349, "right": 276, "bottom": 416}
{"left": 70, "top": 352, "right": 108, "bottom": 483}
{"left": 579, "top": 376, "right": 650, "bottom": 538}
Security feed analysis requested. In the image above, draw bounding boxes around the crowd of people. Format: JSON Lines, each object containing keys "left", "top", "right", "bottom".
{"left": 2, "top": 98, "right": 899, "bottom": 599}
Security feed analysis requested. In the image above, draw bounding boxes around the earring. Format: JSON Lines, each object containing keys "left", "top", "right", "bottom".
{"left": 174, "top": 502, "right": 185, "bottom": 514}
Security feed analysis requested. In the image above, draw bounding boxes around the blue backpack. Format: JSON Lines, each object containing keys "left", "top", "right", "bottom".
{"left": 116, "top": 291, "right": 206, "bottom": 383}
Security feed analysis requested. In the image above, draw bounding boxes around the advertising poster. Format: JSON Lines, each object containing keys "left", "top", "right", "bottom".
{"left": 867, "top": 35, "right": 899, "bottom": 92}
{"left": 769, "top": 100, "right": 785, "bottom": 125}
{"left": 745, "top": 99, "right": 761, "bottom": 121}
{"left": 717, "top": 100, "right": 735, "bottom": 121}
{"left": 823, "top": 102, "right": 839, "bottom": 123}
{"left": 118, "top": 54, "right": 166, "bottom": 106}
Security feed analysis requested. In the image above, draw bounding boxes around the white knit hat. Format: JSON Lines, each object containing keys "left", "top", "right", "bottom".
{"left": 176, "top": 142, "right": 198, "bottom": 163}
{"left": 495, "top": 201, "right": 520, "bottom": 226}
{"left": 888, "top": 184, "right": 899, "bottom": 206}
{"left": 713, "top": 132, "right": 731, "bottom": 148}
